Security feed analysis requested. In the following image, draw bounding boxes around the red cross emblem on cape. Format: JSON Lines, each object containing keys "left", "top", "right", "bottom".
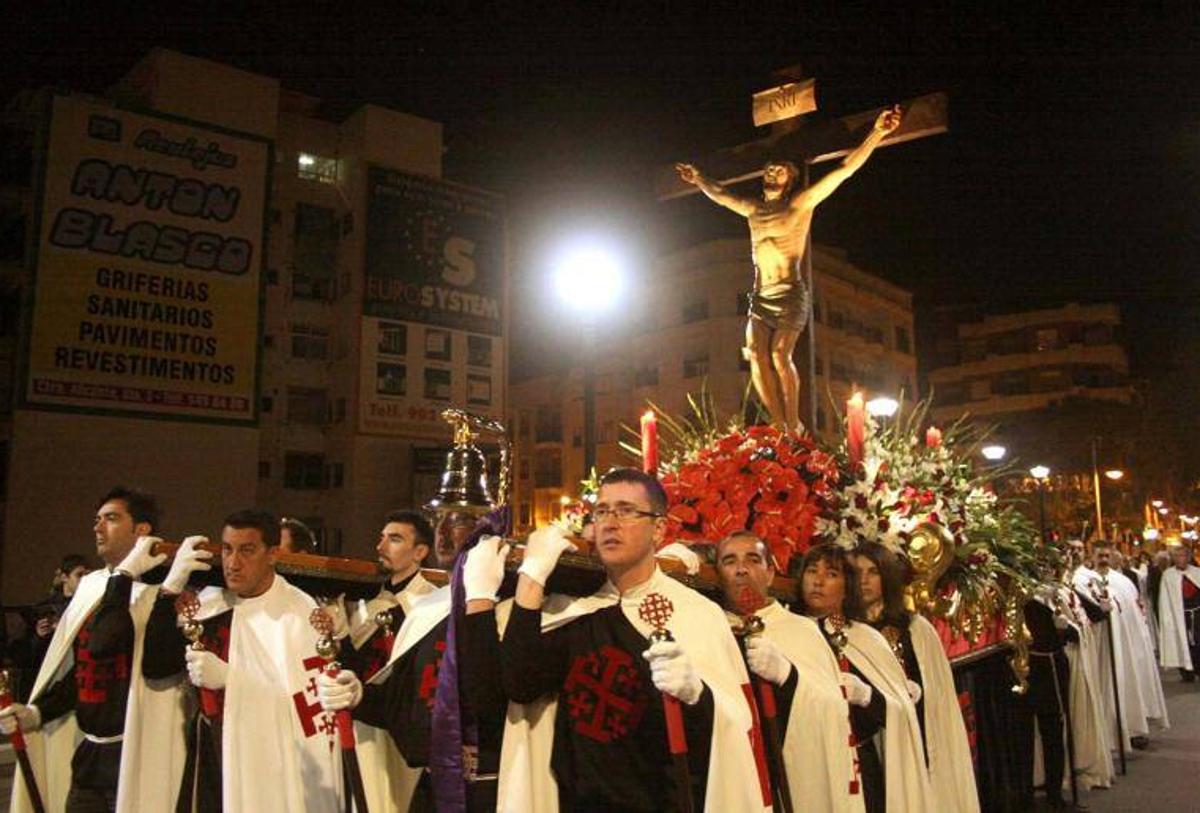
{"left": 563, "top": 644, "right": 648, "bottom": 743}
{"left": 292, "top": 655, "right": 336, "bottom": 742}
{"left": 418, "top": 639, "right": 447, "bottom": 709}
{"left": 75, "top": 612, "right": 130, "bottom": 705}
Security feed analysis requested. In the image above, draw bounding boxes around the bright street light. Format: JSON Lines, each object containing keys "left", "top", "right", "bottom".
{"left": 981, "top": 444, "right": 1007, "bottom": 461}
{"left": 1104, "top": 469, "right": 1124, "bottom": 481}
{"left": 1144, "top": 527, "right": 1161, "bottom": 541}
{"left": 1158, "top": 507, "right": 1170, "bottom": 515}
{"left": 1152, "top": 499, "right": 1164, "bottom": 508}
{"left": 866, "top": 396, "right": 899, "bottom": 418}
{"left": 552, "top": 240, "right": 627, "bottom": 313}
{"left": 1030, "top": 465, "right": 1051, "bottom": 480}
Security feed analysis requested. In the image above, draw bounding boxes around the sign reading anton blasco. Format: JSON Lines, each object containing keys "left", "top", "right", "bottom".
{"left": 25, "top": 94, "right": 270, "bottom": 422}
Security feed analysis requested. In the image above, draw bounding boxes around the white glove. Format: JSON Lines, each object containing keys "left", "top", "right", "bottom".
{"left": 116, "top": 535, "right": 167, "bottom": 579}
{"left": 745, "top": 636, "right": 792, "bottom": 686}
{"left": 656, "top": 542, "right": 701, "bottom": 576}
{"left": 840, "top": 672, "right": 873, "bottom": 707}
{"left": 906, "top": 679, "right": 923, "bottom": 704}
{"left": 162, "top": 536, "right": 213, "bottom": 594}
{"left": 464, "top": 535, "right": 510, "bottom": 601}
{"left": 517, "top": 526, "right": 575, "bottom": 587}
{"left": 322, "top": 596, "right": 351, "bottom": 641}
{"left": 0, "top": 703, "right": 40, "bottom": 734}
{"left": 643, "top": 640, "right": 704, "bottom": 706}
{"left": 185, "top": 648, "right": 229, "bottom": 690}
{"left": 317, "top": 670, "right": 363, "bottom": 711}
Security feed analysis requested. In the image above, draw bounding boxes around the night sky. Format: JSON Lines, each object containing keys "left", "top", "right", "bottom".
{"left": 7, "top": 5, "right": 1200, "bottom": 481}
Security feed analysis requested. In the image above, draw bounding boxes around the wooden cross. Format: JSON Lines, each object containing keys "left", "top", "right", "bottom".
{"left": 658, "top": 67, "right": 948, "bottom": 430}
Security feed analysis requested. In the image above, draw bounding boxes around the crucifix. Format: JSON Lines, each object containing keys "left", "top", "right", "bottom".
{"left": 662, "top": 67, "right": 948, "bottom": 434}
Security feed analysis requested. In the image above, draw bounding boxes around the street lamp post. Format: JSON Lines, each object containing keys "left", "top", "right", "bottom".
{"left": 1031, "top": 465, "right": 1051, "bottom": 543}
{"left": 553, "top": 240, "right": 626, "bottom": 481}
{"left": 1091, "top": 437, "right": 1105, "bottom": 540}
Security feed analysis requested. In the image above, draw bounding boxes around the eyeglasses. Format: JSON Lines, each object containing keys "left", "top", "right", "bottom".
{"left": 592, "top": 505, "right": 663, "bottom": 523}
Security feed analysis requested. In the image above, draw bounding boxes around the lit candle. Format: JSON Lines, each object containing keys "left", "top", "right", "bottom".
{"left": 925, "top": 426, "right": 943, "bottom": 448}
{"left": 641, "top": 410, "right": 659, "bottom": 475}
{"left": 846, "top": 392, "right": 865, "bottom": 467}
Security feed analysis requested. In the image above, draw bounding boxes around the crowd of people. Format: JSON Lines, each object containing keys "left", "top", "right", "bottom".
{"left": 0, "top": 473, "right": 1192, "bottom": 812}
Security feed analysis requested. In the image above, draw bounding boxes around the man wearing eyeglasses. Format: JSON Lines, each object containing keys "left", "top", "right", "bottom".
{"left": 466, "top": 467, "right": 769, "bottom": 812}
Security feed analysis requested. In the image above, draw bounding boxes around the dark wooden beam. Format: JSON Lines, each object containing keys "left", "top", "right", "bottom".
{"left": 656, "top": 91, "right": 948, "bottom": 200}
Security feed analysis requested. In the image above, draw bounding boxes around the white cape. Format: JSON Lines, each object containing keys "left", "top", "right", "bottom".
{"left": 1072, "top": 567, "right": 1168, "bottom": 753}
{"left": 1158, "top": 565, "right": 1200, "bottom": 670}
{"left": 11, "top": 569, "right": 188, "bottom": 813}
{"left": 909, "top": 613, "right": 980, "bottom": 813}
{"left": 746, "top": 602, "right": 864, "bottom": 813}
{"left": 842, "top": 622, "right": 935, "bottom": 813}
{"left": 199, "top": 575, "right": 343, "bottom": 812}
{"left": 1061, "top": 586, "right": 1114, "bottom": 790}
{"left": 495, "top": 568, "right": 772, "bottom": 813}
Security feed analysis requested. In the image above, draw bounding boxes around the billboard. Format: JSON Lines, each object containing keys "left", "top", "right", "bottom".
{"left": 363, "top": 167, "right": 503, "bottom": 335}
{"left": 23, "top": 94, "right": 270, "bottom": 422}
{"left": 360, "top": 168, "right": 505, "bottom": 437}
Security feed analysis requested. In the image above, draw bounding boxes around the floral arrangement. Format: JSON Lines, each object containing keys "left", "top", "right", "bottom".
{"left": 617, "top": 389, "right": 1055, "bottom": 646}
{"left": 823, "top": 397, "right": 1055, "bottom": 639}
{"left": 620, "top": 387, "right": 841, "bottom": 574}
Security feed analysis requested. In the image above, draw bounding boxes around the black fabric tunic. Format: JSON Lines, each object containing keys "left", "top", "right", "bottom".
{"left": 501, "top": 603, "right": 715, "bottom": 813}
{"left": 38, "top": 573, "right": 136, "bottom": 793}
{"left": 142, "top": 591, "right": 233, "bottom": 813}
{"left": 817, "top": 624, "right": 887, "bottom": 813}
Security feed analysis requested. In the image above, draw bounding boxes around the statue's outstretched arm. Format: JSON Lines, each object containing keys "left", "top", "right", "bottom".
{"left": 792, "top": 105, "right": 902, "bottom": 212}
{"left": 675, "top": 163, "right": 756, "bottom": 217}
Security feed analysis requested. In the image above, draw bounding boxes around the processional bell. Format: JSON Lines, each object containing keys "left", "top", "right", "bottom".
{"left": 425, "top": 408, "right": 510, "bottom": 517}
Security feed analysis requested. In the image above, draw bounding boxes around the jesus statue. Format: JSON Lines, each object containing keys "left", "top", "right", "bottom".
{"left": 675, "top": 104, "right": 902, "bottom": 433}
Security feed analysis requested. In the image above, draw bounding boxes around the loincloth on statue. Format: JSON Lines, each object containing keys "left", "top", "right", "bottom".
{"left": 747, "top": 279, "right": 810, "bottom": 332}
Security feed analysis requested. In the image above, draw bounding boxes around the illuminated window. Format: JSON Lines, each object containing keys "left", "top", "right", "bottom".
{"left": 297, "top": 152, "right": 338, "bottom": 184}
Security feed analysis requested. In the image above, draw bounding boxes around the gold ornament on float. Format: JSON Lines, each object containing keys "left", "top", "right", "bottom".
{"left": 905, "top": 521, "right": 956, "bottom": 614}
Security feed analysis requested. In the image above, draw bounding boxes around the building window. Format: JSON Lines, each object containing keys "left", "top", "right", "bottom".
{"left": 635, "top": 366, "right": 659, "bottom": 387}
{"left": 258, "top": 460, "right": 271, "bottom": 479}
{"left": 261, "top": 396, "right": 274, "bottom": 414}
{"left": 681, "top": 299, "right": 709, "bottom": 323}
{"left": 297, "top": 152, "right": 338, "bottom": 184}
{"left": 536, "top": 406, "right": 563, "bottom": 443}
{"left": 812, "top": 299, "right": 823, "bottom": 324}
{"left": 520, "top": 502, "right": 532, "bottom": 528}
{"left": 969, "top": 379, "right": 990, "bottom": 400}
{"left": 377, "top": 322, "right": 407, "bottom": 356}
{"left": 467, "top": 374, "right": 492, "bottom": 406}
{"left": 328, "top": 462, "right": 344, "bottom": 488}
{"left": 683, "top": 353, "right": 709, "bottom": 379}
{"left": 425, "top": 329, "right": 452, "bottom": 361}
{"left": 287, "top": 387, "right": 328, "bottom": 425}
{"left": 293, "top": 203, "right": 338, "bottom": 300}
{"left": 1035, "top": 328, "right": 1059, "bottom": 352}
{"left": 535, "top": 448, "right": 562, "bottom": 488}
{"left": 290, "top": 323, "right": 330, "bottom": 360}
{"left": 376, "top": 363, "right": 407, "bottom": 396}
{"left": 520, "top": 410, "right": 533, "bottom": 440}
{"left": 828, "top": 309, "right": 845, "bottom": 330}
{"left": 468, "top": 335, "right": 492, "bottom": 367}
{"left": 1083, "top": 324, "right": 1113, "bottom": 346}
{"left": 520, "top": 457, "right": 531, "bottom": 480}
{"left": 962, "top": 339, "right": 986, "bottom": 362}
{"left": 597, "top": 420, "right": 616, "bottom": 444}
{"left": 424, "top": 368, "right": 452, "bottom": 401}
{"left": 895, "top": 326, "right": 911, "bottom": 354}
{"left": 284, "top": 452, "right": 326, "bottom": 489}
{"left": 736, "top": 293, "right": 749, "bottom": 316}
{"left": 816, "top": 407, "right": 827, "bottom": 431}
{"left": 993, "top": 371, "right": 1030, "bottom": 396}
